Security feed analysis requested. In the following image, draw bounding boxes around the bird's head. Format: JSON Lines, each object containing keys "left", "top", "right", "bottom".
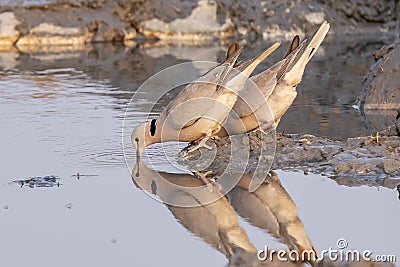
{"left": 132, "top": 119, "right": 158, "bottom": 155}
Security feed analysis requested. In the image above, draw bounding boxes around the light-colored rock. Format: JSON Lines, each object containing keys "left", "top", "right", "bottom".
{"left": 29, "top": 23, "right": 82, "bottom": 36}
{"left": 140, "top": 0, "right": 232, "bottom": 40}
{"left": 0, "top": 12, "right": 20, "bottom": 46}
{"left": 16, "top": 35, "right": 89, "bottom": 47}
{"left": 304, "top": 12, "right": 325, "bottom": 25}
{"left": 16, "top": 23, "right": 89, "bottom": 47}
{"left": 237, "top": 27, "right": 248, "bottom": 36}
{"left": 262, "top": 24, "right": 305, "bottom": 41}
{"left": 123, "top": 29, "right": 137, "bottom": 41}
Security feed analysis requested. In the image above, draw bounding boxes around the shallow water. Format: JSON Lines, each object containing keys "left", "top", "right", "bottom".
{"left": 1, "top": 37, "right": 399, "bottom": 267}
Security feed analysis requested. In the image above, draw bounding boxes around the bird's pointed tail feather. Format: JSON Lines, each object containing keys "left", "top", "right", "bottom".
{"left": 284, "top": 21, "right": 330, "bottom": 86}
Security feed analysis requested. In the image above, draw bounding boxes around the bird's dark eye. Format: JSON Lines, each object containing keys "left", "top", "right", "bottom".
{"left": 135, "top": 137, "right": 139, "bottom": 142}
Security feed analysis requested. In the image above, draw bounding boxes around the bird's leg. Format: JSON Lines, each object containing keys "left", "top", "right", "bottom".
{"left": 212, "top": 135, "right": 221, "bottom": 141}
{"left": 187, "top": 129, "right": 214, "bottom": 153}
{"left": 211, "top": 125, "right": 222, "bottom": 141}
{"left": 194, "top": 170, "right": 213, "bottom": 185}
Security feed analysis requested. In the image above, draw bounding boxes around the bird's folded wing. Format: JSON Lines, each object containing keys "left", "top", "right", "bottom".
{"left": 233, "top": 53, "right": 299, "bottom": 118}
{"left": 232, "top": 37, "right": 307, "bottom": 118}
{"left": 158, "top": 48, "right": 242, "bottom": 130}
{"left": 220, "top": 41, "right": 285, "bottom": 118}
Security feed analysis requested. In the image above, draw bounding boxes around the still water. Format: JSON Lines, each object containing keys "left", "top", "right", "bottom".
{"left": 0, "top": 37, "right": 399, "bottom": 267}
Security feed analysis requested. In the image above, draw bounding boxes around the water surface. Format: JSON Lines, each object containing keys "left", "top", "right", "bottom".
{"left": 0, "top": 38, "right": 399, "bottom": 266}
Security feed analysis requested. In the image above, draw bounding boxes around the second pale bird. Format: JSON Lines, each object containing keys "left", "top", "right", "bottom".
{"left": 219, "top": 21, "right": 330, "bottom": 136}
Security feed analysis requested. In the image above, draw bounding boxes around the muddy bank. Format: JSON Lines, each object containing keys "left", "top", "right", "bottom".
{"left": 0, "top": 0, "right": 398, "bottom": 50}
{"left": 178, "top": 126, "right": 400, "bottom": 189}
{"left": 272, "top": 132, "right": 400, "bottom": 189}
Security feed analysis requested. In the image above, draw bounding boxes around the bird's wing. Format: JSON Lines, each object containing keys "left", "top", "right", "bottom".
{"left": 231, "top": 37, "right": 304, "bottom": 118}
{"left": 221, "top": 42, "right": 281, "bottom": 94}
{"left": 158, "top": 47, "right": 242, "bottom": 131}
{"left": 232, "top": 67, "right": 278, "bottom": 117}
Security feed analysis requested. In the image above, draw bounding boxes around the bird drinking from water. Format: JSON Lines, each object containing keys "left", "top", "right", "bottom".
{"left": 132, "top": 42, "right": 281, "bottom": 155}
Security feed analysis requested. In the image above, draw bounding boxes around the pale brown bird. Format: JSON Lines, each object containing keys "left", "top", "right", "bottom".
{"left": 132, "top": 42, "right": 281, "bottom": 155}
{"left": 219, "top": 21, "right": 330, "bottom": 136}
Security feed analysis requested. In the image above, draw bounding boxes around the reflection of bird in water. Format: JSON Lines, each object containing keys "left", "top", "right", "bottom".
{"left": 132, "top": 160, "right": 315, "bottom": 266}
{"left": 132, "top": 160, "right": 257, "bottom": 257}
{"left": 131, "top": 42, "right": 280, "bottom": 155}
{"left": 218, "top": 21, "right": 330, "bottom": 136}
{"left": 228, "top": 170, "right": 318, "bottom": 265}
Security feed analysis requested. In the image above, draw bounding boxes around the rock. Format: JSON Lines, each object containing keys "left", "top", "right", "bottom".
{"left": 334, "top": 162, "right": 353, "bottom": 173}
{"left": 321, "top": 0, "right": 396, "bottom": 23}
{"left": 16, "top": 23, "right": 88, "bottom": 46}
{"left": 382, "top": 159, "right": 400, "bottom": 174}
{"left": 0, "top": 12, "right": 20, "bottom": 46}
{"left": 262, "top": 25, "right": 304, "bottom": 41}
{"left": 304, "top": 12, "right": 325, "bottom": 25}
{"left": 358, "top": 43, "right": 400, "bottom": 110}
{"left": 29, "top": 23, "right": 82, "bottom": 36}
{"left": 139, "top": 0, "right": 233, "bottom": 40}
{"left": 373, "top": 44, "right": 394, "bottom": 60}
{"left": 87, "top": 20, "right": 126, "bottom": 42}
